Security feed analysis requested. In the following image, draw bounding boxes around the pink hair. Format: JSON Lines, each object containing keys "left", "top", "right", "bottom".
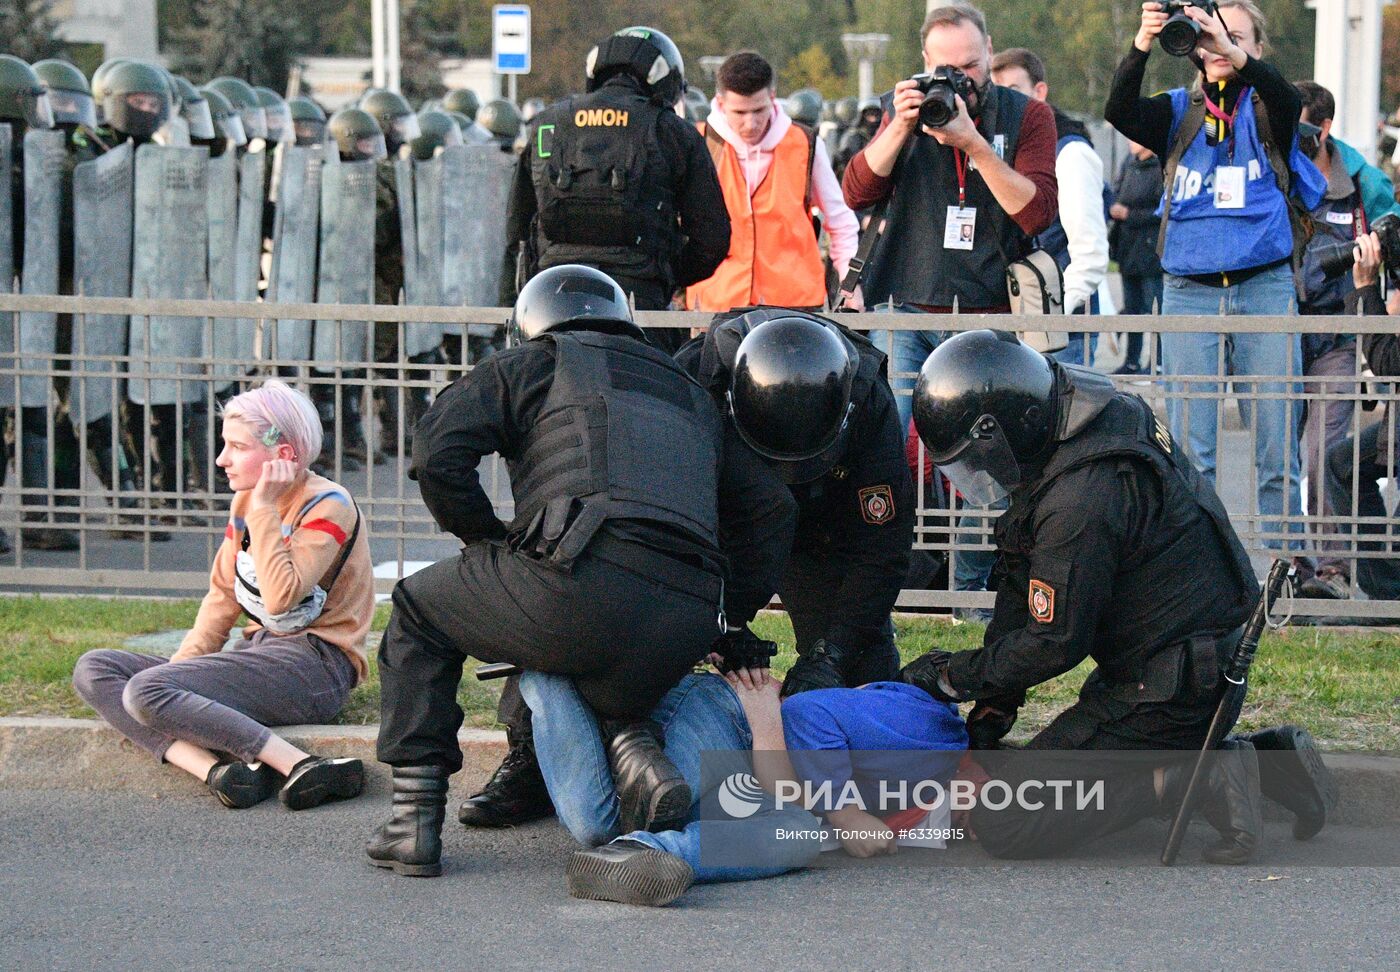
{"left": 220, "top": 379, "right": 323, "bottom": 469}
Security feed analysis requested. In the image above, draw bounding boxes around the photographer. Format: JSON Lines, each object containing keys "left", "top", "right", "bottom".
{"left": 1105, "top": 0, "right": 1325, "bottom": 555}
{"left": 1317, "top": 234, "right": 1400, "bottom": 602}
{"left": 1291, "top": 81, "right": 1399, "bottom": 599}
{"left": 842, "top": 2, "right": 1059, "bottom": 432}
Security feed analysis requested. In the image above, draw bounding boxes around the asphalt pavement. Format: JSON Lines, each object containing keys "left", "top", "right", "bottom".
{"left": 2, "top": 788, "right": 1396, "bottom": 971}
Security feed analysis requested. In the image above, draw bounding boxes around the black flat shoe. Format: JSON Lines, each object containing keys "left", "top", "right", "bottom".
{"left": 206, "top": 761, "right": 280, "bottom": 809}
{"left": 279, "top": 756, "right": 365, "bottom": 811}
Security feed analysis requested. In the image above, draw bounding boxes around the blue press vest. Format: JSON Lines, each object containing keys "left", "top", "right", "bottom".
{"left": 1159, "top": 89, "right": 1296, "bottom": 277}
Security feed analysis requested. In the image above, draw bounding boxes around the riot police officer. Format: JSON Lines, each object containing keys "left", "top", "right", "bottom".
{"left": 253, "top": 87, "right": 293, "bottom": 146}
{"left": 0, "top": 55, "right": 61, "bottom": 552}
{"left": 898, "top": 329, "right": 1335, "bottom": 862}
{"left": 205, "top": 77, "right": 267, "bottom": 153}
{"left": 288, "top": 96, "right": 326, "bottom": 148}
{"left": 503, "top": 26, "right": 730, "bottom": 353}
{"left": 411, "top": 109, "right": 463, "bottom": 160}
{"left": 367, "top": 264, "right": 794, "bottom": 875}
{"left": 476, "top": 98, "right": 520, "bottom": 152}
{"left": 677, "top": 308, "right": 914, "bottom": 698}
{"left": 440, "top": 88, "right": 481, "bottom": 122}
{"left": 200, "top": 86, "right": 249, "bottom": 155}
{"left": 172, "top": 77, "right": 217, "bottom": 151}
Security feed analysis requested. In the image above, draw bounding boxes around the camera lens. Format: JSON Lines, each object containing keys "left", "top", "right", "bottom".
{"left": 1316, "top": 240, "right": 1356, "bottom": 281}
{"left": 919, "top": 88, "right": 957, "bottom": 129}
{"left": 1159, "top": 14, "right": 1202, "bottom": 57}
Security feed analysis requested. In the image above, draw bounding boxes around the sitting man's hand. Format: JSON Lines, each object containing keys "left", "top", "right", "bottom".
{"left": 826, "top": 806, "right": 898, "bottom": 859}
{"left": 779, "top": 639, "right": 851, "bottom": 699}
{"left": 897, "top": 649, "right": 959, "bottom": 703}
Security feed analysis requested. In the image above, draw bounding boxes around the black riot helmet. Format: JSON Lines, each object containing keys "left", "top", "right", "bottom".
{"left": 360, "top": 88, "right": 420, "bottom": 154}
{"left": 912, "top": 330, "right": 1057, "bottom": 506}
{"left": 585, "top": 26, "right": 686, "bottom": 107}
{"left": 785, "top": 88, "right": 822, "bottom": 127}
{"left": 728, "top": 315, "right": 857, "bottom": 484}
{"left": 441, "top": 87, "right": 480, "bottom": 120}
{"left": 102, "top": 61, "right": 172, "bottom": 140}
{"left": 0, "top": 55, "right": 55, "bottom": 130}
{"left": 289, "top": 96, "right": 327, "bottom": 146}
{"left": 32, "top": 59, "right": 96, "bottom": 129}
{"left": 511, "top": 265, "right": 644, "bottom": 344}
{"left": 327, "top": 107, "right": 387, "bottom": 162}
{"left": 207, "top": 77, "right": 267, "bottom": 141}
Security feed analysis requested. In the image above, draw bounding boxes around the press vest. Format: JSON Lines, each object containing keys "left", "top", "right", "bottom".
{"left": 509, "top": 331, "right": 722, "bottom": 556}
{"left": 862, "top": 85, "right": 1030, "bottom": 308}
{"left": 686, "top": 122, "right": 825, "bottom": 310}
{"left": 529, "top": 87, "right": 680, "bottom": 284}
{"left": 1160, "top": 88, "right": 1295, "bottom": 277}
{"left": 997, "top": 393, "right": 1257, "bottom": 683}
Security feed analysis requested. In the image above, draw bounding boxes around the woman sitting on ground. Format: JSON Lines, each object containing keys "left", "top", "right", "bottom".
{"left": 72, "top": 380, "right": 374, "bottom": 810}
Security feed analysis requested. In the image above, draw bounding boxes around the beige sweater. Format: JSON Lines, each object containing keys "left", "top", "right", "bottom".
{"left": 171, "top": 473, "right": 374, "bottom": 681}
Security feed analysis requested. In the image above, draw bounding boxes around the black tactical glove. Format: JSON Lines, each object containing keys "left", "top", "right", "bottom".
{"left": 965, "top": 701, "right": 1018, "bottom": 750}
{"left": 711, "top": 626, "right": 778, "bottom": 674}
{"left": 897, "top": 649, "right": 959, "bottom": 703}
{"left": 779, "top": 639, "right": 853, "bottom": 699}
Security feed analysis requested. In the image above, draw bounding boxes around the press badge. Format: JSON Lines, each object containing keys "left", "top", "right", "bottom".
{"left": 945, "top": 206, "right": 977, "bottom": 250}
{"left": 1214, "top": 166, "right": 1245, "bottom": 209}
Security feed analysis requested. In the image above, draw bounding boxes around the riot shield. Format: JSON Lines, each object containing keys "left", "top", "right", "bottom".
{"left": 205, "top": 152, "right": 242, "bottom": 388}
{"left": 128, "top": 144, "right": 209, "bottom": 406}
{"left": 17, "top": 129, "right": 65, "bottom": 408}
{"left": 266, "top": 145, "right": 321, "bottom": 362}
{"left": 395, "top": 153, "right": 449, "bottom": 357}
{"left": 0, "top": 124, "right": 14, "bottom": 411}
{"left": 444, "top": 145, "right": 513, "bottom": 337}
{"left": 313, "top": 157, "right": 375, "bottom": 367}
{"left": 70, "top": 141, "right": 133, "bottom": 425}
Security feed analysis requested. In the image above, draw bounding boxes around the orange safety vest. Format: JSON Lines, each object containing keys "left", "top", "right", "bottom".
{"left": 687, "top": 122, "right": 826, "bottom": 311}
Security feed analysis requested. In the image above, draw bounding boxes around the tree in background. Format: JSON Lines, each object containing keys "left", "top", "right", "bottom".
{"left": 163, "top": 0, "right": 341, "bottom": 90}
{"left": 1, "top": 0, "right": 65, "bottom": 63}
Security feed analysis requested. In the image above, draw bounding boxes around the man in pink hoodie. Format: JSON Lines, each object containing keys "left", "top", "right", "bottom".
{"left": 686, "top": 52, "right": 858, "bottom": 312}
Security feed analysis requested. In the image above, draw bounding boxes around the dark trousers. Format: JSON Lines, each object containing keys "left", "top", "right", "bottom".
{"left": 780, "top": 552, "right": 900, "bottom": 686}
{"left": 1324, "top": 415, "right": 1400, "bottom": 599}
{"left": 969, "top": 660, "right": 1236, "bottom": 860}
{"left": 1119, "top": 273, "right": 1163, "bottom": 366}
{"left": 377, "top": 532, "right": 722, "bottom": 773}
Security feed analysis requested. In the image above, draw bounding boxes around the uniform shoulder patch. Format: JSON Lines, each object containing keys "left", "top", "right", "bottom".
{"left": 1151, "top": 413, "right": 1173, "bottom": 454}
{"left": 859, "top": 484, "right": 895, "bottom": 525}
{"left": 1029, "top": 579, "right": 1056, "bottom": 623}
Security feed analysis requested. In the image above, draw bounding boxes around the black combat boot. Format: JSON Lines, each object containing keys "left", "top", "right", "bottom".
{"left": 366, "top": 765, "right": 450, "bottom": 877}
{"left": 402, "top": 349, "right": 442, "bottom": 452}
{"left": 457, "top": 720, "right": 554, "bottom": 827}
{"left": 278, "top": 755, "right": 365, "bottom": 811}
{"left": 566, "top": 839, "right": 695, "bottom": 907}
{"left": 605, "top": 720, "right": 691, "bottom": 835}
{"left": 1236, "top": 725, "right": 1338, "bottom": 840}
{"left": 341, "top": 374, "right": 377, "bottom": 466}
{"left": 88, "top": 416, "right": 170, "bottom": 542}
{"left": 19, "top": 416, "right": 80, "bottom": 551}
{"left": 1165, "top": 738, "right": 1263, "bottom": 865}
{"left": 311, "top": 377, "right": 362, "bottom": 473}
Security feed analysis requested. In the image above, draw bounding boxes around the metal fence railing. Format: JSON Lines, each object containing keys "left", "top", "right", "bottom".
{"left": 3, "top": 294, "right": 1398, "bottom": 620}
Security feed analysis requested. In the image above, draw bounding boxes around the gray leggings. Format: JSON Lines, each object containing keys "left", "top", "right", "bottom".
{"left": 72, "top": 631, "right": 356, "bottom": 764}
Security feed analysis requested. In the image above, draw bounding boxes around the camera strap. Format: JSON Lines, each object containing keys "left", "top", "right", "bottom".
{"left": 837, "top": 197, "right": 889, "bottom": 302}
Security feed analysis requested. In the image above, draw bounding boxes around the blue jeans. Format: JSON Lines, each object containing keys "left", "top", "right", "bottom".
{"left": 520, "top": 671, "right": 823, "bottom": 883}
{"left": 1160, "top": 264, "right": 1302, "bottom": 550}
{"left": 1049, "top": 332, "right": 1099, "bottom": 368}
{"left": 869, "top": 303, "right": 946, "bottom": 433}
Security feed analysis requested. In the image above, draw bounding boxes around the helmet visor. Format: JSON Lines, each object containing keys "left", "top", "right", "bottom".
{"left": 294, "top": 118, "right": 326, "bottom": 145}
{"left": 389, "top": 112, "right": 421, "bottom": 144}
{"left": 182, "top": 98, "right": 215, "bottom": 140}
{"left": 239, "top": 105, "right": 267, "bottom": 140}
{"left": 353, "top": 132, "right": 387, "bottom": 160}
{"left": 264, "top": 104, "right": 293, "bottom": 143}
{"left": 218, "top": 111, "right": 247, "bottom": 146}
{"left": 24, "top": 88, "right": 55, "bottom": 130}
{"left": 47, "top": 89, "right": 95, "bottom": 129}
{"left": 936, "top": 414, "right": 1023, "bottom": 507}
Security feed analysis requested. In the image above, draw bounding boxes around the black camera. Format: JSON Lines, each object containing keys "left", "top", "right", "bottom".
{"left": 911, "top": 66, "right": 976, "bottom": 130}
{"left": 1317, "top": 212, "right": 1400, "bottom": 280}
{"left": 1158, "top": 0, "right": 1218, "bottom": 57}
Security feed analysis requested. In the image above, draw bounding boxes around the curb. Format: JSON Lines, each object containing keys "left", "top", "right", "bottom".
{"left": 2, "top": 717, "right": 1398, "bottom": 826}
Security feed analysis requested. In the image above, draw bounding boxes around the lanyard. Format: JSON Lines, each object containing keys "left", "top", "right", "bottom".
{"left": 1203, "top": 85, "right": 1249, "bottom": 163}
{"left": 953, "top": 149, "right": 968, "bottom": 207}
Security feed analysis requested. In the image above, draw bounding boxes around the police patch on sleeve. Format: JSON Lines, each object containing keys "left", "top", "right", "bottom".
{"left": 1029, "top": 579, "right": 1056, "bottom": 623}
{"left": 859, "top": 484, "right": 895, "bottom": 525}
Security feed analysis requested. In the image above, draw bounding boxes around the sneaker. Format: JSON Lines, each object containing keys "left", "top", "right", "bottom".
{"left": 566, "top": 840, "right": 694, "bottom": 907}
{"left": 206, "top": 760, "right": 281, "bottom": 809}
